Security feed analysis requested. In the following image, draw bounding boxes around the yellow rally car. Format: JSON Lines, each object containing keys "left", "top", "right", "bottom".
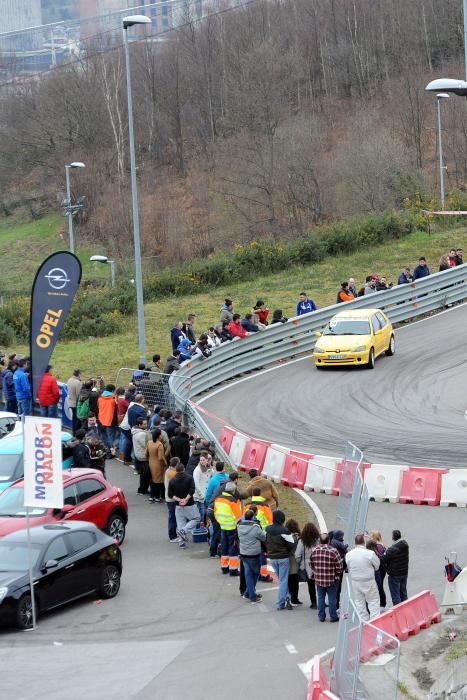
{"left": 313, "top": 308, "right": 395, "bottom": 369}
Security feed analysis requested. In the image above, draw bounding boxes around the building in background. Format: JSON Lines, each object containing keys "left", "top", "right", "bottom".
{"left": 0, "top": 0, "right": 43, "bottom": 49}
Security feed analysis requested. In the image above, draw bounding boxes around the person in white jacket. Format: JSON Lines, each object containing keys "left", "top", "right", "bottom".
{"left": 193, "top": 460, "right": 213, "bottom": 524}
{"left": 345, "top": 533, "right": 380, "bottom": 620}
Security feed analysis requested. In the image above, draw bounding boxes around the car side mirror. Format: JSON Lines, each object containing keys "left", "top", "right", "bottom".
{"left": 43, "top": 559, "right": 59, "bottom": 571}
{"left": 314, "top": 331, "right": 322, "bottom": 337}
{"left": 55, "top": 503, "right": 74, "bottom": 519}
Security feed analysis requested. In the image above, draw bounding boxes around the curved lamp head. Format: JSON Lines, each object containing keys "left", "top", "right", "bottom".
{"left": 69, "top": 162, "right": 85, "bottom": 168}
{"left": 436, "top": 93, "right": 450, "bottom": 100}
{"left": 123, "top": 15, "right": 152, "bottom": 29}
{"left": 425, "top": 79, "right": 467, "bottom": 96}
{"left": 90, "top": 255, "right": 108, "bottom": 264}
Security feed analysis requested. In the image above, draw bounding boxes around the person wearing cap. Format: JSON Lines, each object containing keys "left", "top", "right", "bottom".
{"left": 67, "top": 368, "right": 82, "bottom": 435}
{"left": 177, "top": 338, "right": 193, "bottom": 363}
{"left": 265, "top": 510, "right": 296, "bottom": 610}
{"left": 37, "top": 365, "right": 60, "bottom": 418}
{"left": 214, "top": 481, "right": 242, "bottom": 575}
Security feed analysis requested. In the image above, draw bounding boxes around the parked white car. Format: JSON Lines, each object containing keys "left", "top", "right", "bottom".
{"left": 0, "top": 411, "right": 21, "bottom": 440}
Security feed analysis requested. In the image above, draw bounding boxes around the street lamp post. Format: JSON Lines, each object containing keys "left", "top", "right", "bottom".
{"left": 90, "top": 255, "right": 116, "bottom": 287}
{"left": 122, "top": 14, "right": 151, "bottom": 364}
{"left": 436, "top": 93, "right": 449, "bottom": 208}
{"left": 64, "top": 161, "right": 85, "bottom": 254}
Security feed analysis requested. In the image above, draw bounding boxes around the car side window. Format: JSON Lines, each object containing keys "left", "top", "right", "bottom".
{"left": 371, "top": 316, "right": 380, "bottom": 334}
{"left": 376, "top": 312, "right": 387, "bottom": 328}
{"left": 63, "top": 484, "right": 78, "bottom": 507}
{"left": 76, "top": 479, "right": 105, "bottom": 504}
{"left": 44, "top": 535, "right": 69, "bottom": 563}
{"left": 68, "top": 530, "right": 95, "bottom": 554}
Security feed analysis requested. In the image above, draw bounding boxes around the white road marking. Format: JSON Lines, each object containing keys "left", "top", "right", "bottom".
{"left": 293, "top": 487, "right": 327, "bottom": 532}
{"left": 285, "top": 643, "right": 298, "bottom": 655}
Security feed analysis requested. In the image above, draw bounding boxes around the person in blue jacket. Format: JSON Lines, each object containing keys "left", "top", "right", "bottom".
{"left": 413, "top": 257, "right": 430, "bottom": 280}
{"left": 13, "top": 358, "right": 32, "bottom": 416}
{"left": 296, "top": 292, "right": 317, "bottom": 316}
{"left": 1, "top": 359, "right": 17, "bottom": 413}
{"left": 177, "top": 338, "right": 193, "bottom": 363}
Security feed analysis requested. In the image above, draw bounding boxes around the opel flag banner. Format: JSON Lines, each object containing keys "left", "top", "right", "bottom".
{"left": 23, "top": 416, "right": 64, "bottom": 508}
{"left": 30, "top": 251, "right": 82, "bottom": 398}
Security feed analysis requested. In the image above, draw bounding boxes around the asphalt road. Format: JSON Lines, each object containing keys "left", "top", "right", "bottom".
{"left": 201, "top": 303, "right": 467, "bottom": 467}
{"left": 0, "top": 460, "right": 335, "bottom": 700}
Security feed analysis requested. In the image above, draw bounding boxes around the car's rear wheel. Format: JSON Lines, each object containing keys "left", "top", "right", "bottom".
{"left": 107, "top": 513, "right": 126, "bottom": 545}
{"left": 16, "top": 594, "right": 35, "bottom": 630}
{"left": 385, "top": 335, "right": 395, "bottom": 356}
{"left": 98, "top": 565, "right": 121, "bottom": 599}
{"left": 366, "top": 347, "right": 375, "bottom": 369}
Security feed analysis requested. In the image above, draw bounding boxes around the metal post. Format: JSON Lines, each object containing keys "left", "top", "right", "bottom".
{"left": 123, "top": 26, "right": 147, "bottom": 363}
{"left": 437, "top": 97, "right": 446, "bottom": 208}
{"left": 65, "top": 165, "right": 75, "bottom": 254}
{"left": 464, "top": 0, "right": 467, "bottom": 81}
{"left": 109, "top": 260, "right": 116, "bottom": 288}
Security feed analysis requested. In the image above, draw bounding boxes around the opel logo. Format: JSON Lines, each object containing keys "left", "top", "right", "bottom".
{"left": 336, "top": 349, "right": 340, "bottom": 353}
{"left": 45, "top": 267, "right": 71, "bottom": 290}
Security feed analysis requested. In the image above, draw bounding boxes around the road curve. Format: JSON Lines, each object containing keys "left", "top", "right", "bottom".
{"left": 202, "top": 303, "right": 467, "bottom": 467}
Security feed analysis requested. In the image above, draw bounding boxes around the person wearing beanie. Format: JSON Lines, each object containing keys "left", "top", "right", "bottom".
{"left": 214, "top": 480, "right": 242, "bottom": 576}
{"left": 265, "top": 510, "right": 296, "bottom": 610}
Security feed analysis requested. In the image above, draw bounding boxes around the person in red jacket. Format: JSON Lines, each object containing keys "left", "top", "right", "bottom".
{"left": 228, "top": 314, "right": 249, "bottom": 338}
{"left": 37, "top": 365, "right": 60, "bottom": 418}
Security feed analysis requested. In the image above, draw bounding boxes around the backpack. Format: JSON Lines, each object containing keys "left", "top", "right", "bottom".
{"left": 76, "top": 395, "right": 90, "bottom": 420}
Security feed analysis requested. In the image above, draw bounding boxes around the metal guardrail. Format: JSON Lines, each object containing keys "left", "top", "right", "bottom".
{"left": 170, "top": 264, "right": 467, "bottom": 409}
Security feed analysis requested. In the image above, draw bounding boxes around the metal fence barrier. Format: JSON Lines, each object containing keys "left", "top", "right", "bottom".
{"left": 170, "top": 263, "right": 467, "bottom": 410}
{"left": 333, "top": 578, "right": 400, "bottom": 700}
{"left": 115, "top": 368, "right": 191, "bottom": 414}
{"left": 335, "top": 442, "right": 370, "bottom": 545}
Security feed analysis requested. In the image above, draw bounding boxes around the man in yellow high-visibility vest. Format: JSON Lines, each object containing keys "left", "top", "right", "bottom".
{"left": 214, "top": 482, "right": 242, "bottom": 576}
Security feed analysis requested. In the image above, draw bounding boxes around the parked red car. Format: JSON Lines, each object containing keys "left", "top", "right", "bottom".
{"left": 0, "top": 469, "right": 128, "bottom": 544}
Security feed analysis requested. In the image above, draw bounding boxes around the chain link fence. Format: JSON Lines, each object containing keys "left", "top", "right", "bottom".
{"left": 115, "top": 367, "right": 191, "bottom": 414}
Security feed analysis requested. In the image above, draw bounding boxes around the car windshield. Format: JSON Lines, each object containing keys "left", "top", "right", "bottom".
{"left": 0, "top": 418, "right": 16, "bottom": 438}
{"left": 324, "top": 319, "right": 371, "bottom": 336}
{"left": 0, "top": 487, "right": 47, "bottom": 517}
{"left": 0, "top": 454, "right": 22, "bottom": 482}
{"left": 0, "top": 542, "right": 42, "bottom": 571}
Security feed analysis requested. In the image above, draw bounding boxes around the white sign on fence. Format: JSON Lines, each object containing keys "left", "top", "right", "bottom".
{"left": 23, "top": 416, "right": 63, "bottom": 509}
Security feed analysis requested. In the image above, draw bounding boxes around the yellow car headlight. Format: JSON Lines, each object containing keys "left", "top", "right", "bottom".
{"left": 314, "top": 346, "right": 324, "bottom": 353}
{"left": 351, "top": 345, "right": 366, "bottom": 352}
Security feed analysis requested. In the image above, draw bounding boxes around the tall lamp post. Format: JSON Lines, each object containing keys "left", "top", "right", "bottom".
{"left": 64, "top": 161, "right": 85, "bottom": 254}
{"left": 90, "top": 255, "right": 116, "bottom": 287}
{"left": 122, "top": 14, "right": 151, "bottom": 363}
{"left": 436, "top": 93, "right": 449, "bottom": 208}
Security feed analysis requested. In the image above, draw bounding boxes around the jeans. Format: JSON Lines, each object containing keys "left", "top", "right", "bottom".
{"left": 388, "top": 575, "right": 408, "bottom": 605}
{"left": 102, "top": 426, "right": 116, "bottom": 452}
{"left": 317, "top": 582, "right": 338, "bottom": 621}
{"left": 40, "top": 404, "right": 58, "bottom": 418}
{"left": 195, "top": 500, "right": 206, "bottom": 524}
{"left": 18, "top": 398, "right": 32, "bottom": 416}
{"left": 175, "top": 504, "right": 200, "bottom": 539}
{"left": 6, "top": 398, "right": 17, "bottom": 413}
{"left": 242, "top": 555, "right": 261, "bottom": 600}
{"left": 271, "top": 558, "right": 290, "bottom": 609}
{"left": 375, "top": 569, "right": 387, "bottom": 608}
{"left": 71, "top": 407, "right": 78, "bottom": 435}
{"left": 288, "top": 573, "right": 300, "bottom": 603}
{"left": 119, "top": 429, "right": 132, "bottom": 462}
{"left": 167, "top": 502, "right": 177, "bottom": 540}
{"left": 307, "top": 577, "right": 317, "bottom": 607}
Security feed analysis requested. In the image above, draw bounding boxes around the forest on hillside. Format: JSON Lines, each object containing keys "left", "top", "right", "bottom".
{"left": 0, "top": 0, "right": 466, "bottom": 266}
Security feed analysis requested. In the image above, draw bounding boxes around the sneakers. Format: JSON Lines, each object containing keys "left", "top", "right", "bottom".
{"left": 177, "top": 529, "right": 187, "bottom": 543}
{"left": 291, "top": 600, "right": 303, "bottom": 606}
{"left": 148, "top": 498, "right": 156, "bottom": 503}
{"left": 285, "top": 598, "right": 293, "bottom": 610}
{"left": 169, "top": 538, "right": 179, "bottom": 543}
{"left": 250, "top": 594, "right": 263, "bottom": 604}
{"left": 259, "top": 575, "right": 273, "bottom": 583}
{"left": 178, "top": 541, "right": 186, "bottom": 549}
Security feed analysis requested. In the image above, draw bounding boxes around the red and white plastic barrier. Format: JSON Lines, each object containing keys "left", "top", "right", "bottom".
{"left": 307, "top": 657, "right": 332, "bottom": 700}
{"left": 215, "top": 424, "right": 466, "bottom": 508}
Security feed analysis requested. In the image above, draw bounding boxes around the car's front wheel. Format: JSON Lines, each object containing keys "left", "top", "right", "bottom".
{"left": 98, "top": 565, "right": 121, "bottom": 599}
{"left": 16, "top": 594, "right": 35, "bottom": 630}
{"left": 385, "top": 335, "right": 395, "bottom": 356}
{"left": 106, "top": 513, "right": 126, "bottom": 545}
{"left": 366, "top": 347, "right": 375, "bottom": 369}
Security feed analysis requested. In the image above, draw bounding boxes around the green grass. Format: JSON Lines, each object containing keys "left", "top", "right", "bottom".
{"left": 0, "top": 214, "right": 110, "bottom": 293}
{"left": 3, "top": 220, "right": 467, "bottom": 382}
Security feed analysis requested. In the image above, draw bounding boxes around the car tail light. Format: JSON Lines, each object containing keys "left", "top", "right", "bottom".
{"left": 114, "top": 538, "right": 119, "bottom": 545}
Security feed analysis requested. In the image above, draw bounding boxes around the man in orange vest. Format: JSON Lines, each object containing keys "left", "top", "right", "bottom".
{"left": 243, "top": 487, "right": 273, "bottom": 581}
{"left": 214, "top": 482, "right": 242, "bottom": 576}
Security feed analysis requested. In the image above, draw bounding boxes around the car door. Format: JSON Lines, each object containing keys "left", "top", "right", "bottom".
{"left": 66, "top": 529, "right": 99, "bottom": 594}
{"left": 37, "top": 533, "right": 77, "bottom": 610}
{"left": 53, "top": 483, "right": 79, "bottom": 522}
{"left": 74, "top": 478, "right": 107, "bottom": 528}
{"left": 370, "top": 314, "right": 384, "bottom": 356}
{"left": 376, "top": 312, "right": 391, "bottom": 349}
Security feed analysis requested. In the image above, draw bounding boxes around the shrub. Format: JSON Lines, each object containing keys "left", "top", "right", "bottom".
{"left": 0, "top": 318, "right": 16, "bottom": 346}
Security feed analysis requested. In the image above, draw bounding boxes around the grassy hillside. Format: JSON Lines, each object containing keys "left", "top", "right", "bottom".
{"left": 0, "top": 215, "right": 110, "bottom": 294}
{"left": 3, "top": 221, "right": 466, "bottom": 383}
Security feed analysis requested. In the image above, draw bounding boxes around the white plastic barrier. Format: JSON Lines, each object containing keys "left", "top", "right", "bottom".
{"left": 442, "top": 566, "right": 467, "bottom": 615}
{"left": 228, "top": 432, "right": 249, "bottom": 468}
{"left": 305, "top": 455, "right": 340, "bottom": 494}
{"left": 364, "top": 464, "right": 409, "bottom": 503}
{"left": 262, "top": 444, "right": 289, "bottom": 483}
{"left": 440, "top": 470, "right": 467, "bottom": 507}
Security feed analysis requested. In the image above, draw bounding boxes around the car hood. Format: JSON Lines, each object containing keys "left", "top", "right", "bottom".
{"left": 0, "top": 570, "right": 27, "bottom": 590}
{"left": 0, "top": 482, "right": 12, "bottom": 493}
{"left": 316, "top": 335, "right": 370, "bottom": 351}
{"left": 0, "top": 515, "right": 49, "bottom": 537}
